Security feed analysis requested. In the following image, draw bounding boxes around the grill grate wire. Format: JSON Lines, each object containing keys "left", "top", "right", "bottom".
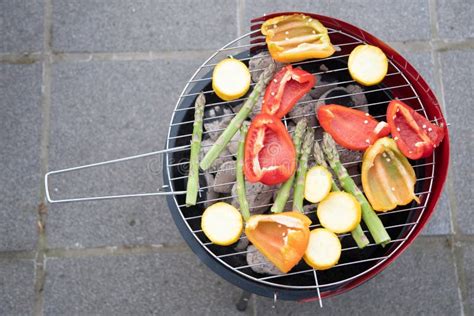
{"left": 41, "top": 14, "right": 441, "bottom": 305}
{"left": 165, "top": 16, "right": 436, "bottom": 303}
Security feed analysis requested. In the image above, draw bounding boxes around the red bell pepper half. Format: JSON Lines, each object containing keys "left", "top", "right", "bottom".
{"left": 261, "top": 65, "right": 315, "bottom": 118}
{"left": 387, "top": 99, "right": 445, "bottom": 160}
{"left": 317, "top": 104, "right": 391, "bottom": 151}
{"left": 244, "top": 113, "right": 296, "bottom": 185}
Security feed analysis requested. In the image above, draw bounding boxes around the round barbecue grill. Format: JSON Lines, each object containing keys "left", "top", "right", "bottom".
{"left": 45, "top": 12, "right": 450, "bottom": 306}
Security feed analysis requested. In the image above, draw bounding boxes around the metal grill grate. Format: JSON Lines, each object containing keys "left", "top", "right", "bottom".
{"left": 43, "top": 12, "right": 447, "bottom": 306}
{"left": 165, "top": 15, "right": 437, "bottom": 303}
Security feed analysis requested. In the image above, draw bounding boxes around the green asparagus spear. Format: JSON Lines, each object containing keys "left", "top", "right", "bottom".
{"left": 293, "top": 127, "right": 314, "bottom": 213}
{"left": 271, "top": 119, "right": 308, "bottom": 213}
{"left": 322, "top": 133, "right": 391, "bottom": 246}
{"left": 351, "top": 225, "right": 370, "bottom": 248}
{"left": 199, "top": 63, "right": 276, "bottom": 171}
{"left": 313, "top": 140, "right": 370, "bottom": 248}
{"left": 236, "top": 122, "right": 250, "bottom": 221}
{"left": 185, "top": 93, "right": 206, "bottom": 206}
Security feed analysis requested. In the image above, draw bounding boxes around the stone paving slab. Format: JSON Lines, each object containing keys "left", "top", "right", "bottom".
{"left": 52, "top": 0, "right": 238, "bottom": 52}
{"left": 255, "top": 238, "right": 461, "bottom": 315}
{"left": 47, "top": 58, "right": 203, "bottom": 248}
{"left": 0, "top": 64, "right": 42, "bottom": 251}
{"left": 47, "top": 198, "right": 184, "bottom": 249}
{"left": 0, "top": 259, "right": 35, "bottom": 315}
{"left": 437, "top": 0, "right": 474, "bottom": 40}
{"left": 422, "top": 189, "right": 453, "bottom": 235}
{"left": 43, "top": 252, "right": 253, "bottom": 315}
{"left": 440, "top": 50, "right": 473, "bottom": 235}
{"left": 460, "top": 241, "right": 474, "bottom": 315}
{"left": 1, "top": 2, "right": 473, "bottom": 315}
{"left": 243, "top": 0, "right": 431, "bottom": 42}
{"left": 0, "top": 0, "right": 44, "bottom": 53}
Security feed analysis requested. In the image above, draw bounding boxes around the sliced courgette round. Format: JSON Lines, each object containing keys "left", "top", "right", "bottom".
{"left": 201, "top": 202, "right": 243, "bottom": 246}
{"left": 348, "top": 44, "right": 388, "bottom": 86}
{"left": 304, "top": 166, "right": 333, "bottom": 203}
{"left": 304, "top": 228, "right": 341, "bottom": 270}
{"left": 212, "top": 58, "right": 251, "bottom": 101}
{"left": 317, "top": 192, "right": 361, "bottom": 233}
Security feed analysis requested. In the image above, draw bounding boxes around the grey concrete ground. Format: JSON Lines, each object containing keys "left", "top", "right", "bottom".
{"left": 0, "top": 0, "right": 472, "bottom": 315}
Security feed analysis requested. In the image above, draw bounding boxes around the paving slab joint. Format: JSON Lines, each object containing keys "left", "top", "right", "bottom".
{"left": 33, "top": 0, "right": 53, "bottom": 315}
{"left": 0, "top": 53, "right": 42, "bottom": 64}
{"left": 45, "top": 243, "right": 191, "bottom": 259}
{"left": 429, "top": 2, "right": 468, "bottom": 312}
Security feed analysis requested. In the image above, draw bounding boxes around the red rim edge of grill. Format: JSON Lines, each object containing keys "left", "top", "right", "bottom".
{"left": 253, "top": 12, "right": 450, "bottom": 302}
{"left": 165, "top": 12, "right": 450, "bottom": 302}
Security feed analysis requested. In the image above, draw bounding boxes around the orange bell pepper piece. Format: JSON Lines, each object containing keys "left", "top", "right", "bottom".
{"left": 245, "top": 211, "right": 311, "bottom": 273}
{"left": 261, "top": 14, "right": 336, "bottom": 63}
{"left": 361, "top": 137, "right": 420, "bottom": 212}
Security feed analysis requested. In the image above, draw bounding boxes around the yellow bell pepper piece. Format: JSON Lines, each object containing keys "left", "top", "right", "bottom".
{"left": 362, "top": 137, "right": 420, "bottom": 212}
{"left": 261, "top": 14, "right": 336, "bottom": 63}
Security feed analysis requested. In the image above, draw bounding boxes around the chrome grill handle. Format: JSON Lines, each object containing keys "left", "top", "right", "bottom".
{"left": 44, "top": 145, "right": 190, "bottom": 204}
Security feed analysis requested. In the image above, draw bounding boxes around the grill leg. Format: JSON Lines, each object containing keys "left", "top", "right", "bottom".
{"left": 236, "top": 291, "right": 252, "bottom": 312}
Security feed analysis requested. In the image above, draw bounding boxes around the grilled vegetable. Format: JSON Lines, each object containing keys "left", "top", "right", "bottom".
{"left": 362, "top": 137, "right": 420, "bottom": 212}
{"left": 261, "top": 65, "right": 315, "bottom": 118}
{"left": 212, "top": 58, "right": 251, "bottom": 101}
{"left": 293, "top": 128, "right": 314, "bottom": 212}
{"left": 236, "top": 123, "right": 250, "bottom": 221}
{"left": 313, "top": 140, "right": 339, "bottom": 192}
{"left": 261, "top": 14, "right": 336, "bottom": 63}
{"left": 304, "top": 228, "right": 341, "bottom": 270}
{"left": 313, "top": 140, "right": 369, "bottom": 249}
{"left": 201, "top": 202, "right": 243, "bottom": 246}
{"left": 348, "top": 44, "right": 388, "bottom": 86}
{"left": 304, "top": 165, "right": 332, "bottom": 203}
{"left": 200, "top": 63, "right": 276, "bottom": 171}
{"left": 245, "top": 211, "right": 311, "bottom": 273}
{"left": 387, "top": 99, "right": 445, "bottom": 160}
{"left": 271, "top": 119, "right": 308, "bottom": 213}
{"left": 322, "top": 133, "right": 391, "bottom": 246}
{"left": 317, "top": 104, "right": 391, "bottom": 151}
{"left": 317, "top": 192, "right": 361, "bottom": 233}
{"left": 185, "top": 93, "right": 205, "bottom": 206}
{"left": 244, "top": 113, "right": 296, "bottom": 185}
